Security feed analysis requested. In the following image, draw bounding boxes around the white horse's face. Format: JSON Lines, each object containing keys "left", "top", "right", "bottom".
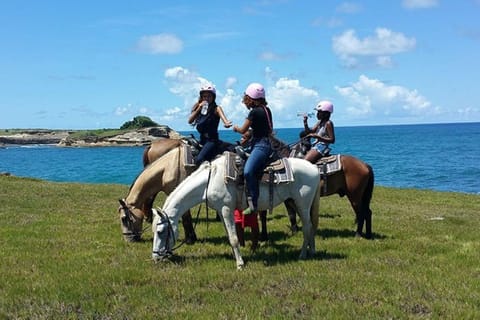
{"left": 152, "top": 209, "right": 175, "bottom": 261}
{"left": 118, "top": 199, "right": 143, "bottom": 242}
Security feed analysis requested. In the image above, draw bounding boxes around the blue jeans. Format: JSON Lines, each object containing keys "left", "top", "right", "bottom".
{"left": 244, "top": 137, "right": 272, "bottom": 209}
{"left": 195, "top": 140, "right": 218, "bottom": 165}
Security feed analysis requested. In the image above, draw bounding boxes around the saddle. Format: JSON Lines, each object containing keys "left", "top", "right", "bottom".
{"left": 181, "top": 135, "right": 200, "bottom": 166}
{"left": 182, "top": 135, "right": 237, "bottom": 168}
{"left": 314, "top": 154, "right": 342, "bottom": 195}
{"left": 224, "top": 150, "right": 294, "bottom": 185}
{"left": 314, "top": 154, "right": 342, "bottom": 176}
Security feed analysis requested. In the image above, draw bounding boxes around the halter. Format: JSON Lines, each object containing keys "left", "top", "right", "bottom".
{"left": 118, "top": 199, "right": 143, "bottom": 241}
{"left": 152, "top": 209, "right": 175, "bottom": 258}
{"left": 152, "top": 161, "right": 214, "bottom": 259}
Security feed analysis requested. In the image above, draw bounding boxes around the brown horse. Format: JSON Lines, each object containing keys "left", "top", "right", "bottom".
{"left": 119, "top": 140, "right": 196, "bottom": 242}
{"left": 119, "top": 137, "right": 234, "bottom": 242}
{"left": 265, "top": 136, "right": 375, "bottom": 239}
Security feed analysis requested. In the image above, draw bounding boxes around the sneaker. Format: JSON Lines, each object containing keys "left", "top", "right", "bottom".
{"left": 243, "top": 207, "right": 256, "bottom": 215}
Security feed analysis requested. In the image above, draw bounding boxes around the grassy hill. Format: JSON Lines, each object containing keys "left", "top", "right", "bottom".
{"left": 0, "top": 175, "right": 479, "bottom": 318}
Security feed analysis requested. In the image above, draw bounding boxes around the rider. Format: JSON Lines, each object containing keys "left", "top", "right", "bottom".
{"left": 303, "top": 100, "right": 335, "bottom": 163}
{"left": 233, "top": 83, "right": 273, "bottom": 215}
{"left": 188, "top": 84, "right": 232, "bottom": 165}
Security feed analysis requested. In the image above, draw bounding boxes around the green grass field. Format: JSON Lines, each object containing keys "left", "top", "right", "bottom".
{"left": 0, "top": 175, "right": 479, "bottom": 319}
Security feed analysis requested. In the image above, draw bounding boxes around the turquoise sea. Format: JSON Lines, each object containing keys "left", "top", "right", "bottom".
{"left": 1, "top": 123, "right": 479, "bottom": 194}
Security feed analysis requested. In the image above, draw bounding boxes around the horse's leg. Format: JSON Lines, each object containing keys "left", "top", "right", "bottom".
{"left": 250, "top": 225, "right": 259, "bottom": 252}
{"left": 181, "top": 210, "right": 197, "bottom": 244}
{"left": 284, "top": 199, "right": 300, "bottom": 233}
{"left": 220, "top": 206, "right": 244, "bottom": 269}
{"left": 345, "top": 165, "right": 374, "bottom": 239}
{"left": 235, "top": 222, "right": 245, "bottom": 247}
{"left": 298, "top": 209, "right": 313, "bottom": 260}
{"left": 259, "top": 210, "right": 268, "bottom": 242}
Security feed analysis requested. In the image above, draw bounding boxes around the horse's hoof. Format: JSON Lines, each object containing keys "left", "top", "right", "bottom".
{"left": 290, "top": 225, "right": 301, "bottom": 234}
{"left": 355, "top": 232, "right": 363, "bottom": 238}
{"left": 259, "top": 234, "right": 268, "bottom": 242}
{"left": 124, "top": 235, "right": 141, "bottom": 242}
{"left": 184, "top": 233, "right": 197, "bottom": 245}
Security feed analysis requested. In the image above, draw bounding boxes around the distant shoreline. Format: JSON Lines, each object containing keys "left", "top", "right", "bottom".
{"left": 0, "top": 126, "right": 181, "bottom": 147}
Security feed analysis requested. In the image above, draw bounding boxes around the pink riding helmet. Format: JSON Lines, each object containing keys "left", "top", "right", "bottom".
{"left": 200, "top": 85, "right": 216, "bottom": 96}
{"left": 245, "top": 83, "right": 265, "bottom": 99}
{"left": 315, "top": 100, "right": 334, "bottom": 113}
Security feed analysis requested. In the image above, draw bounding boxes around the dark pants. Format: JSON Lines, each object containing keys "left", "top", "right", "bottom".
{"left": 195, "top": 140, "right": 219, "bottom": 166}
{"left": 244, "top": 137, "right": 272, "bottom": 209}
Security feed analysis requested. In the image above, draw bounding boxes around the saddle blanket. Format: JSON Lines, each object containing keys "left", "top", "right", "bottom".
{"left": 315, "top": 154, "right": 342, "bottom": 175}
{"left": 182, "top": 144, "right": 196, "bottom": 166}
{"left": 224, "top": 151, "right": 294, "bottom": 184}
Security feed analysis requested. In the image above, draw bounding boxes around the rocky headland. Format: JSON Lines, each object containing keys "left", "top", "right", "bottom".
{"left": 0, "top": 126, "right": 182, "bottom": 147}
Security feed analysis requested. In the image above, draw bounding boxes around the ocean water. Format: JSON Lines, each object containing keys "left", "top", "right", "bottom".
{"left": 1, "top": 123, "right": 479, "bottom": 194}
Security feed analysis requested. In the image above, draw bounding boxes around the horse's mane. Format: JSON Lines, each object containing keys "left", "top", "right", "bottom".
{"left": 269, "top": 134, "right": 292, "bottom": 158}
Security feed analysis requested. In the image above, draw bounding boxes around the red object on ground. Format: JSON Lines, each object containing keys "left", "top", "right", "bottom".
{"left": 234, "top": 209, "right": 258, "bottom": 229}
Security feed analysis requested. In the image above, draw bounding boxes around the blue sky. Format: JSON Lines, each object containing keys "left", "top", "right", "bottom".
{"left": 1, "top": 0, "right": 479, "bottom": 130}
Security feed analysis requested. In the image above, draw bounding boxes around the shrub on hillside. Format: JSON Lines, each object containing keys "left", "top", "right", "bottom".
{"left": 120, "top": 116, "right": 159, "bottom": 130}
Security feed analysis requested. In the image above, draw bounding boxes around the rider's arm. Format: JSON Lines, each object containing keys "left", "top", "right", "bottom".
{"left": 215, "top": 106, "right": 233, "bottom": 128}
{"left": 188, "top": 102, "right": 202, "bottom": 124}
{"left": 303, "top": 115, "right": 310, "bottom": 133}
{"left": 233, "top": 118, "right": 252, "bottom": 135}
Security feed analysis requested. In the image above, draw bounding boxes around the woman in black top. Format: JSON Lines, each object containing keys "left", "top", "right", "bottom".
{"left": 188, "top": 85, "right": 232, "bottom": 165}
{"left": 233, "top": 83, "right": 273, "bottom": 215}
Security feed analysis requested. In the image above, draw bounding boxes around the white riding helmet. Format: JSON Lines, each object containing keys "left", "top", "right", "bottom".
{"left": 315, "top": 100, "right": 334, "bottom": 113}
{"left": 199, "top": 85, "right": 216, "bottom": 96}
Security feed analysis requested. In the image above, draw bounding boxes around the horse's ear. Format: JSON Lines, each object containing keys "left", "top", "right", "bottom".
{"left": 118, "top": 199, "right": 126, "bottom": 207}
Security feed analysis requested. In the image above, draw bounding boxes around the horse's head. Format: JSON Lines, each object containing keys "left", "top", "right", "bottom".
{"left": 152, "top": 208, "right": 175, "bottom": 261}
{"left": 118, "top": 199, "right": 144, "bottom": 242}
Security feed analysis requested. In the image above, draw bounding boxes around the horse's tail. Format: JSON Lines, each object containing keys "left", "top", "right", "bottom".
{"left": 358, "top": 164, "right": 374, "bottom": 228}
{"left": 363, "top": 164, "right": 374, "bottom": 210}
{"left": 142, "top": 144, "right": 152, "bottom": 168}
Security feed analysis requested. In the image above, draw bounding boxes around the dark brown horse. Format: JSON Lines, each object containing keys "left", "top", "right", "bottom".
{"left": 265, "top": 136, "right": 374, "bottom": 239}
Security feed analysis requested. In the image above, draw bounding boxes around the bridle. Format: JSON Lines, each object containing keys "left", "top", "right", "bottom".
{"left": 152, "top": 208, "right": 175, "bottom": 258}
{"left": 152, "top": 161, "right": 214, "bottom": 258}
{"left": 118, "top": 199, "right": 144, "bottom": 241}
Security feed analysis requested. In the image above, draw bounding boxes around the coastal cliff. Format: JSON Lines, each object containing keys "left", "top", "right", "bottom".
{"left": 0, "top": 126, "right": 182, "bottom": 147}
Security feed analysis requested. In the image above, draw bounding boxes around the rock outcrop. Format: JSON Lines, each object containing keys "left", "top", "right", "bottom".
{"left": 0, "top": 130, "right": 70, "bottom": 145}
{"left": 0, "top": 126, "right": 182, "bottom": 147}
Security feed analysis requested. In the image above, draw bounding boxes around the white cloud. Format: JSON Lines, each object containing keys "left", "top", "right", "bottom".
{"left": 114, "top": 106, "right": 129, "bottom": 116}
{"left": 225, "top": 77, "right": 237, "bottom": 89}
{"left": 136, "top": 33, "right": 183, "bottom": 54}
{"left": 164, "top": 66, "right": 203, "bottom": 97}
{"left": 402, "top": 0, "right": 438, "bottom": 9}
{"left": 335, "top": 75, "right": 436, "bottom": 121}
{"left": 336, "top": 2, "right": 362, "bottom": 14}
{"left": 161, "top": 66, "right": 322, "bottom": 129}
{"left": 267, "top": 78, "right": 320, "bottom": 127}
{"left": 332, "top": 28, "right": 416, "bottom": 68}
{"left": 259, "top": 51, "right": 282, "bottom": 61}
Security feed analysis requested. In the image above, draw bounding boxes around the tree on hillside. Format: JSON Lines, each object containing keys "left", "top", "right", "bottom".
{"left": 120, "top": 116, "right": 159, "bottom": 130}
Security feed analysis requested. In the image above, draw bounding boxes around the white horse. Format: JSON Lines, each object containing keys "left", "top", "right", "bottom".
{"left": 151, "top": 153, "right": 321, "bottom": 269}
